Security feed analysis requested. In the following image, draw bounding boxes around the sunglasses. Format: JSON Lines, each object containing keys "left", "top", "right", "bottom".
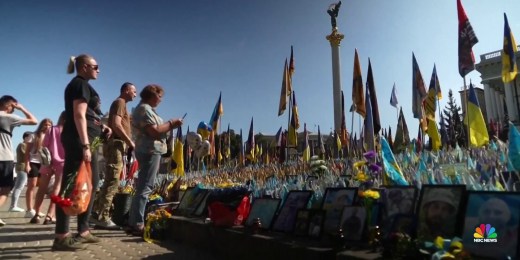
{"left": 86, "top": 64, "right": 99, "bottom": 70}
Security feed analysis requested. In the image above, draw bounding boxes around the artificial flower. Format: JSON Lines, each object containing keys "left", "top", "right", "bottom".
{"left": 363, "top": 189, "right": 381, "bottom": 200}
{"left": 369, "top": 163, "right": 382, "bottom": 173}
{"left": 353, "top": 161, "right": 367, "bottom": 169}
{"left": 363, "top": 150, "right": 377, "bottom": 160}
{"left": 354, "top": 171, "right": 368, "bottom": 182}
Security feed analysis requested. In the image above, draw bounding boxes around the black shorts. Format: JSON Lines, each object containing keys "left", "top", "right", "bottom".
{"left": 28, "top": 162, "right": 41, "bottom": 178}
{"left": 0, "top": 161, "right": 15, "bottom": 188}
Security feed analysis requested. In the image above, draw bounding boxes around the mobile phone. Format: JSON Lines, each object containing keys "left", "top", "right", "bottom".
{"left": 182, "top": 113, "right": 187, "bottom": 119}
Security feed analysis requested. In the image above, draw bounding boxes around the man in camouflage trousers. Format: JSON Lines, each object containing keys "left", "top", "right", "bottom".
{"left": 92, "top": 83, "right": 137, "bottom": 228}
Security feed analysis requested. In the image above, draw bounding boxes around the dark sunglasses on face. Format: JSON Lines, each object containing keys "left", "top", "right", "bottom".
{"left": 86, "top": 64, "right": 99, "bottom": 70}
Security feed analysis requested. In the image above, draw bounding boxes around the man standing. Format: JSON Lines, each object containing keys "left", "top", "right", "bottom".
{"left": 0, "top": 95, "right": 37, "bottom": 226}
{"left": 92, "top": 83, "right": 137, "bottom": 228}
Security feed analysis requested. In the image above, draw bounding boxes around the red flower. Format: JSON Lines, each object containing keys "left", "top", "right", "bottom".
{"left": 51, "top": 195, "right": 62, "bottom": 204}
{"left": 60, "top": 198, "right": 73, "bottom": 207}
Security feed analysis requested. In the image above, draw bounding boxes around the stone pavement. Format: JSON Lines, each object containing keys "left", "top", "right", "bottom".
{"left": 0, "top": 191, "right": 219, "bottom": 260}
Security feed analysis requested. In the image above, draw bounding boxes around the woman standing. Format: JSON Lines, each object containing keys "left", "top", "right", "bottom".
{"left": 53, "top": 54, "right": 111, "bottom": 251}
{"left": 30, "top": 112, "right": 66, "bottom": 225}
{"left": 24, "top": 118, "right": 53, "bottom": 219}
{"left": 126, "top": 84, "right": 182, "bottom": 236}
{"left": 9, "top": 132, "right": 33, "bottom": 212}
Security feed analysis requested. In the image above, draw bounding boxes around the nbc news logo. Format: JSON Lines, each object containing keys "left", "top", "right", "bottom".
{"left": 473, "top": 224, "right": 498, "bottom": 243}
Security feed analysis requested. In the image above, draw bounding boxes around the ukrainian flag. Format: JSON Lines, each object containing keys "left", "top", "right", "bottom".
{"left": 380, "top": 136, "right": 408, "bottom": 186}
{"left": 464, "top": 83, "right": 489, "bottom": 147}
{"left": 172, "top": 126, "right": 184, "bottom": 176}
{"left": 502, "top": 13, "right": 518, "bottom": 83}
{"left": 508, "top": 122, "right": 520, "bottom": 171}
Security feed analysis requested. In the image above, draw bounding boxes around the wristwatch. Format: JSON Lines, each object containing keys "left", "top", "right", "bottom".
{"left": 82, "top": 143, "right": 90, "bottom": 149}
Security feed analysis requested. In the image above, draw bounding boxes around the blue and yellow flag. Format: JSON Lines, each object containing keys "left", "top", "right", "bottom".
{"left": 426, "top": 119, "right": 441, "bottom": 151}
{"left": 209, "top": 92, "right": 223, "bottom": 131}
{"left": 380, "top": 136, "right": 408, "bottom": 186}
{"left": 508, "top": 122, "right": 520, "bottom": 171}
{"left": 502, "top": 13, "right": 518, "bottom": 83}
{"left": 423, "top": 64, "right": 441, "bottom": 120}
{"left": 172, "top": 126, "right": 184, "bottom": 176}
{"left": 464, "top": 83, "right": 489, "bottom": 147}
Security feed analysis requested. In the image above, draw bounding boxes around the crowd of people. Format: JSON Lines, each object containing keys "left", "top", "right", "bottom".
{"left": 0, "top": 54, "right": 183, "bottom": 251}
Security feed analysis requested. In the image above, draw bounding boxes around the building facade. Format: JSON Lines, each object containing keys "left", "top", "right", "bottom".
{"left": 476, "top": 47, "right": 520, "bottom": 124}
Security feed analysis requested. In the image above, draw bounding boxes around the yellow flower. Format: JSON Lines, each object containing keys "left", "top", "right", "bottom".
{"left": 363, "top": 189, "right": 380, "bottom": 200}
{"left": 353, "top": 161, "right": 367, "bottom": 169}
{"left": 354, "top": 171, "right": 368, "bottom": 182}
{"left": 149, "top": 194, "right": 162, "bottom": 201}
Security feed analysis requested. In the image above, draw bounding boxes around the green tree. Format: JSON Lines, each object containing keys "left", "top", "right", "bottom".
{"left": 442, "top": 89, "right": 466, "bottom": 148}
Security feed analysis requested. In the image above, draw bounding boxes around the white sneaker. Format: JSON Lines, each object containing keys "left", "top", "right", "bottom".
{"left": 25, "top": 209, "right": 36, "bottom": 218}
{"left": 8, "top": 206, "right": 25, "bottom": 212}
{"left": 0, "top": 219, "right": 5, "bottom": 226}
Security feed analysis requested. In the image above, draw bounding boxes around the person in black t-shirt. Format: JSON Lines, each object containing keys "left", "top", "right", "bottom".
{"left": 53, "top": 54, "right": 112, "bottom": 251}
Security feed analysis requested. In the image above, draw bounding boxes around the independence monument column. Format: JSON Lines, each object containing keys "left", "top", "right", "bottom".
{"left": 326, "top": 1, "right": 344, "bottom": 133}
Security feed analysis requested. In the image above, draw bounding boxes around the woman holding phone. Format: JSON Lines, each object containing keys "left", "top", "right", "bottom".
{"left": 126, "top": 84, "right": 183, "bottom": 236}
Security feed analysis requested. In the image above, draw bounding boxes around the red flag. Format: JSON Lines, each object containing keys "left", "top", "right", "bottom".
{"left": 457, "top": 0, "right": 479, "bottom": 77}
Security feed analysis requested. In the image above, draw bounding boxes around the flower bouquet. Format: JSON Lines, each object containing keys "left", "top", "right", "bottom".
{"left": 50, "top": 139, "right": 100, "bottom": 216}
{"left": 144, "top": 208, "right": 173, "bottom": 242}
{"left": 51, "top": 160, "right": 93, "bottom": 216}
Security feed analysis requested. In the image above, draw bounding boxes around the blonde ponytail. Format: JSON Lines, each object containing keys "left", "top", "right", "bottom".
{"left": 67, "top": 56, "right": 76, "bottom": 74}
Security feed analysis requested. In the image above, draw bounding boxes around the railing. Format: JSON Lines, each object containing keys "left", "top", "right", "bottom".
{"left": 480, "top": 45, "right": 520, "bottom": 61}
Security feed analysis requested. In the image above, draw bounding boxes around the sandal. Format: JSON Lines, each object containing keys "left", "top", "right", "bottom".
{"left": 30, "top": 215, "right": 41, "bottom": 224}
{"left": 43, "top": 215, "right": 56, "bottom": 225}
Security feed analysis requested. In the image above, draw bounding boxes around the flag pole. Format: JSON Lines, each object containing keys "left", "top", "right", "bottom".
{"left": 463, "top": 76, "right": 470, "bottom": 148}
{"left": 350, "top": 104, "right": 355, "bottom": 143}
{"left": 287, "top": 91, "right": 293, "bottom": 161}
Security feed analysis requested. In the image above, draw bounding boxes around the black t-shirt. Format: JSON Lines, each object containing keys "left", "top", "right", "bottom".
{"left": 62, "top": 76, "right": 102, "bottom": 144}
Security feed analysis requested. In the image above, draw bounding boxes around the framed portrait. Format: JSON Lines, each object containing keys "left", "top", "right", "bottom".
{"left": 462, "top": 191, "right": 520, "bottom": 259}
{"left": 416, "top": 185, "right": 466, "bottom": 242}
{"left": 380, "top": 186, "right": 417, "bottom": 233}
{"left": 272, "top": 190, "right": 313, "bottom": 233}
{"left": 308, "top": 210, "right": 326, "bottom": 239}
{"left": 321, "top": 187, "right": 358, "bottom": 235}
{"left": 339, "top": 206, "right": 366, "bottom": 241}
{"left": 192, "top": 190, "right": 212, "bottom": 217}
{"left": 244, "top": 198, "right": 281, "bottom": 229}
{"left": 176, "top": 188, "right": 209, "bottom": 216}
{"left": 382, "top": 186, "right": 418, "bottom": 218}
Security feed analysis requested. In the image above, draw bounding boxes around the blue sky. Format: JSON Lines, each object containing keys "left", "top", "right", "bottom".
{"left": 1, "top": 0, "right": 518, "bottom": 148}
